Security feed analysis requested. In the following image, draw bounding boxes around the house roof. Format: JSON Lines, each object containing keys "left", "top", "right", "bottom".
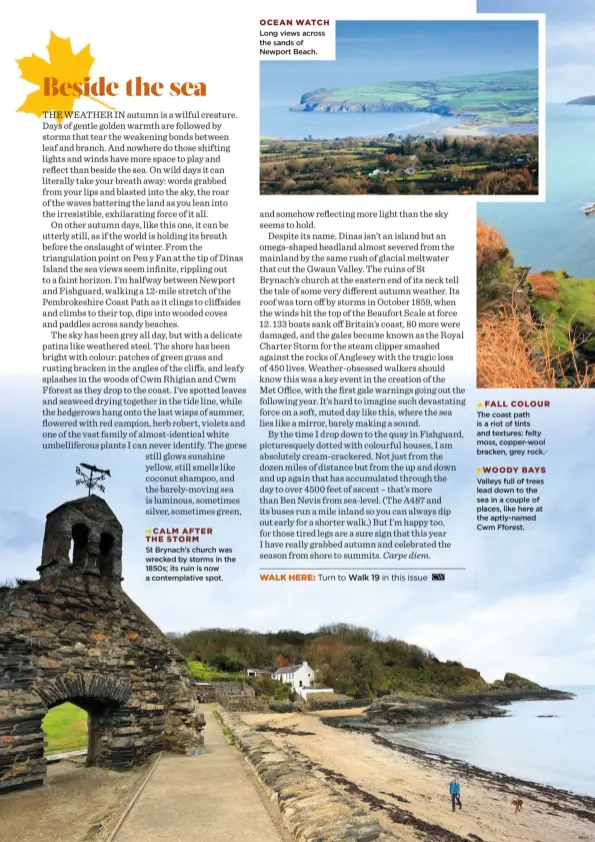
{"left": 273, "top": 664, "right": 299, "bottom": 676}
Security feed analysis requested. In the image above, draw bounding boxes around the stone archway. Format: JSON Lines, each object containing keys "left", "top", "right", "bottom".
{"left": 34, "top": 674, "right": 132, "bottom": 766}
{"left": 0, "top": 495, "right": 205, "bottom": 794}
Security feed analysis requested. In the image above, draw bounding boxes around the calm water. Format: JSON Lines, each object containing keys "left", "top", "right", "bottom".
{"left": 480, "top": 104, "right": 595, "bottom": 279}
{"left": 385, "top": 686, "right": 595, "bottom": 796}
{"left": 260, "top": 105, "right": 464, "bottom": 139}
{"left": 261, "top": 106, "right": 538, "bottom": 141}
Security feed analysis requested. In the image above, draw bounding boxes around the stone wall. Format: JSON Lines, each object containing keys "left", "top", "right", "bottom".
{"left": 216, "top": 707, "right": 400, "bottom": 842}
{"left": 306, "top": 696, "right": 373, "bottom": 711}
{"left": 0, "top": 495, "right": 204, "bottom": 794}
{"left": 211, "top": 681, "right": 255, "bottom": 697}
{"left": 217, "top": 696, "right": 269, "bottom": 713}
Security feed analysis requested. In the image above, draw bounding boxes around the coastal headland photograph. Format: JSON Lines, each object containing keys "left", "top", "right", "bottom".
{"left": 260, "top": 20, "right": 540, "bottom": 196}
{"left": 477, "top": 0, "right": 595, "bottom": 387}
{"left": 0, "top": 473, "right": 593, "bottom": 842}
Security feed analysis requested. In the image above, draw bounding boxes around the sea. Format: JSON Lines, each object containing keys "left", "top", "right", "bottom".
{"left": 479, "top": 103, "right": 595, "bottom": 279}
{"left": 261, "top": 106, "right": 464, "bottom": 140}
{"left": 260, "top": 104, "right": 538, "bottom": 141}
{"left": 383, "top": 685, "right": 595, "bottom": 796}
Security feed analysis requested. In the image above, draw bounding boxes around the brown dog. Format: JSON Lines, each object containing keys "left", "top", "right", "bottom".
{"left": 511, "top": 798, "right": 523, "bottom": 813}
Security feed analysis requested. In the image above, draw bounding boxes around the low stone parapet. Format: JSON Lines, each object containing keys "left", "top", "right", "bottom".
{"left": 216, "top": 706, "right": 401, "bottom": 842}
{"left": 217, "top": 696, "right": 269, "bottom": 713}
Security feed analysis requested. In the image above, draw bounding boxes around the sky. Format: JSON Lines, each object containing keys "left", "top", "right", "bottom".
{"left": 478, "top": 0, "right": 595, "bottom": 101}
{"left": 261, "top": 20, "right": 539, "bottom": 106}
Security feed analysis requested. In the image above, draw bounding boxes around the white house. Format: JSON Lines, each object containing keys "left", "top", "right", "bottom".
{"left": 272, "top": 661, "right": 315, "bottom": 693}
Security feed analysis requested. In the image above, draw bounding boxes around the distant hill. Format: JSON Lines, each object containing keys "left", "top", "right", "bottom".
{"left": 169, "top": 623, "right": 568, "bottom": 700}
{"left": 567, "top": 95, "right": 595, "bottom": 105}
{"left": 290, "top": 69, "right": 538, "bottom": 126}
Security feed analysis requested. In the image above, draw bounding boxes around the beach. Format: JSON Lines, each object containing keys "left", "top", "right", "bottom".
{"left": 438, "top": 122, "right": 538, "bottom": 137}
{"left": 239, "top": 709, "right": 595, "bottom": 842}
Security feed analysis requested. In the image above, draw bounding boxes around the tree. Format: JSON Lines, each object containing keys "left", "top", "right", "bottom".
{"left": 328, "top": 177, "right": 355, "bottom": 194}
{"left": 477, "top": 168, "right": 534, "bottom": 195}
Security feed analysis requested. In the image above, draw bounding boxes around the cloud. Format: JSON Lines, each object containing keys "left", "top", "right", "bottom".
{"left": 546, "top": 62, "right": 595, "bottom": 101}
{"left": 547, "top": 23, "right": 595, "bottom": 51}
{"left": 0, "top": 510, "right": 43, "bottom": 549}
{"left": 478, "top": 0, "right": 595, "bottom": 100}
{"left": 406, "top": 563, "right": 595, "bottom": 684}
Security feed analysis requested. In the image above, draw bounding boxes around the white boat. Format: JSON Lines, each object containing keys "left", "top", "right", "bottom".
{"left": 580, "top": 202, "right": 595, "bottom": 215}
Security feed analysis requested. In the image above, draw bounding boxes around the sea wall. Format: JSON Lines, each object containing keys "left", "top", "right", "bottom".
{"left": 218, "top": 696, "right": 269, "bottom": 713}
{"left": 216, "top": 706, "right": 400, "bottom": 842}
{"left": 306, "top": 696, "right": 372, "bottom": 711}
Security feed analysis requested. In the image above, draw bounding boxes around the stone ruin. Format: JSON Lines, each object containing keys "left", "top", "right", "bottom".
{"left": 0, "top": 494, "right": 205, "bottom": 794}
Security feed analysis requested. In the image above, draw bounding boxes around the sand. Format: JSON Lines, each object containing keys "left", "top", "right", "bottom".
{"left": 240, "top": 710, "right": 595, "bottom": 842}
{"left": 437, "top": 122, "right": 538, "bottom": 137}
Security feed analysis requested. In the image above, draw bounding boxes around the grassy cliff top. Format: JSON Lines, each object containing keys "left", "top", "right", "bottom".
{"left": 527, "top": 270, "right": 595, "bottom": 356}
{"left": 292, "top": 70, "right": 538, "bottom": 124}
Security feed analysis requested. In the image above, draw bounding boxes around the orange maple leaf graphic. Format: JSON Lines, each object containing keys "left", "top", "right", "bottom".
{"left": 16, "top": 32, "right": 111, "bottom": 123}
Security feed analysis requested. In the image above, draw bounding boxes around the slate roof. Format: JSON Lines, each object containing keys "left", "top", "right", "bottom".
{"left": 272, "top": 664, "right": 300, "bottom": 676}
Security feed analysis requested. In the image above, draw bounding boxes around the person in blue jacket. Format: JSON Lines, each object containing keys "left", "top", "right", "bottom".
{"left": 449, "top": 777, "right": 462, "bottom": 811}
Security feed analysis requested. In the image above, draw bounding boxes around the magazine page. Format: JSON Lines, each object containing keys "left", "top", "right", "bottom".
{"left": 1, "top": 1, "right": 593, "bottom": 840}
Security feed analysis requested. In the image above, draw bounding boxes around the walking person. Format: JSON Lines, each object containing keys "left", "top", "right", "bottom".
{"left": 449, "top": 777, "right": 462, "bottom": 812}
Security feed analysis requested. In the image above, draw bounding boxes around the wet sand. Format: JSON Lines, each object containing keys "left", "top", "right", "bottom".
{"left": 240, "top": 710, "right": 595, "bottom": 842}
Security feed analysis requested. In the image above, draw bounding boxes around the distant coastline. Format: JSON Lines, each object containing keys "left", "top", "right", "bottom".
{"left": 289, "top": 69, "right": 538, "bottom": 130}
{"left": 567, "top": 95, "right": 595, "bottom": 105}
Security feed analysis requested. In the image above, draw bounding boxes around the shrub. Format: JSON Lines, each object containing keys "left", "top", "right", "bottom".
{"left": 527, "top": 272, "right": 560, "bottom": 300}
{"left": 476, "top": 220, "right": 507, "bottom": 271}
{"left": 477, "top": 303, "right": 595, "bottom": 388}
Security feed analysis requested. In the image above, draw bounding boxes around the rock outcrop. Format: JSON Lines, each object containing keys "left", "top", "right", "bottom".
{"left": 486, "top": 672, "right": 574, "bottom": 702}
{"left": 0, "top": 495, "right": 204, "bottom": 794}
{"left": 363, "top": 694, "right": 508, "bottom": 727}
{"left": 357, "top": 678, "right": 573, "bottom": 728}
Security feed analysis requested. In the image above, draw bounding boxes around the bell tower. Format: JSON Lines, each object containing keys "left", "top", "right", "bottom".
{"left": 38, "top": 495, "right": 123, "bottom": 584}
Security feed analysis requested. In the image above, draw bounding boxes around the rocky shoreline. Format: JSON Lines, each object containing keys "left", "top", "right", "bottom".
{"left": 324, "top": 685, "right": 575, "bottom": 730}
{"left": 372, "top": 735, "right": 595, "bottom": 825}
{"left": 237, "top": 707, "right": 595, "bottom": 842}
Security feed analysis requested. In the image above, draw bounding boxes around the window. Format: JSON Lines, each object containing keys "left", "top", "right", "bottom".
{"left": 71, "top": 523, "right": 90, "bottom": 568}
{"left": 99, "top": 532, "right": 115, "bottom": 577}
